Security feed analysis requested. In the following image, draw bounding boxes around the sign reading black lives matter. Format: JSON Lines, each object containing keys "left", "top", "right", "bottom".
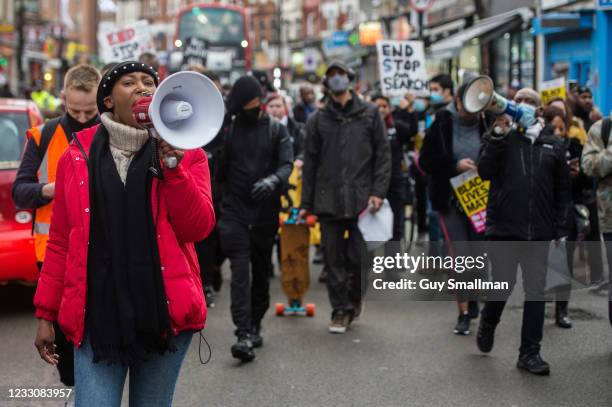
{"left": 376, "top": 40, "right": 428, "bottom": 97}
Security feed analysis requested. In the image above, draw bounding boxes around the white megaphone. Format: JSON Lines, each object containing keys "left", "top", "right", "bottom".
{"left": 148, "top": 71, "right": 224, "bottom": 152}
{"left": 462, "top": 75, "right": 535, "bottom": 127}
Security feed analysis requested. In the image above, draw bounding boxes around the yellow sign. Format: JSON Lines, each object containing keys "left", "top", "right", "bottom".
{"left": 65, "top": 42, "right": 89, "bottom": 61}
{"left": 450, "top": 169, "right": 490, "bottom": 233}
{"left": 540, "top": 77, "right": 566, "bottom": 105}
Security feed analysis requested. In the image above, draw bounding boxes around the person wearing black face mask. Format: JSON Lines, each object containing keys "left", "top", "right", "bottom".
{"left": 13, "top": 64, "right": 102, "bottom": 390}
{"left": 217, "top": 75, "right": 293, "bottom": 362}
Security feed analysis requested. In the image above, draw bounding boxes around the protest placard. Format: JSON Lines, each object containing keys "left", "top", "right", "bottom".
{"left": 99, "top": 20, "right": 153, "bottom": 63}
{"left": 376, "top": 40, "right": 428, "bottom": 97}
{"left": 449, "top": 169, "right": 490, "bottom": 233}
{"left": 540, "top": 77, "right": 566, "bottom": 105}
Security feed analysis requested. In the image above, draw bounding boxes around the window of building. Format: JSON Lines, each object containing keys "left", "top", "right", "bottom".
{"left": 306, "top": 13, "right": 315, "bottom": 37}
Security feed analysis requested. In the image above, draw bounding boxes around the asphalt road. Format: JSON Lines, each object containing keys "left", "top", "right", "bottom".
{"left": 1, "top": 260, "right": 611, "bottom": 407}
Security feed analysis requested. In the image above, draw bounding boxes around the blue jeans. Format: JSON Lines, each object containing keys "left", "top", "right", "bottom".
{"left": 74, "top": 329, "right": 193, "bottom": 407}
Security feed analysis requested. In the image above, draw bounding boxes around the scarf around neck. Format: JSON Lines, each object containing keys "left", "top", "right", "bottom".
{"left": 86, "top": 124, "right": 174, "bottom": 365}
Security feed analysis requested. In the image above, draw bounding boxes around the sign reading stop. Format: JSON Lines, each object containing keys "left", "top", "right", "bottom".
{"left": 410, "top": 0, "right": 436, "bottom": 12}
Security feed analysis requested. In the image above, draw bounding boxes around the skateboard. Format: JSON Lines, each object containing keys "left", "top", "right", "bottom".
{"left": 275, "top": 208, "right": 317, "bottom": 317}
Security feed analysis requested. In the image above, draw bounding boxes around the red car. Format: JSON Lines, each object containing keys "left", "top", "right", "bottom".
{"left": 0, "top": 98, "right": 43, "bottom": 284}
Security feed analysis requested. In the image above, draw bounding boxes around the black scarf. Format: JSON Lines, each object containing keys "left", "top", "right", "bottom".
{"left": 87, "top": 126, "right": 173, "bottom": 365}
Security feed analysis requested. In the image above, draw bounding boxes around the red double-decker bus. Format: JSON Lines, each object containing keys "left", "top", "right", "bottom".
{"left": 172, "top": 3, "right": 252, "bottom": 82}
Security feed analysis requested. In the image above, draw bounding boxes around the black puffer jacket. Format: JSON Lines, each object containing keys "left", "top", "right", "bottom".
{"left": 478, "top": 125, "right": 571, "bottom": 240}
{"left": 301, "top": 92, "right": 391, "bottom": 219}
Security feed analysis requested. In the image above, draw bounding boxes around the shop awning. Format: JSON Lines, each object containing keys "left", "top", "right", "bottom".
{"left": 428, "top": 8, "right": 534, "bottom": 60}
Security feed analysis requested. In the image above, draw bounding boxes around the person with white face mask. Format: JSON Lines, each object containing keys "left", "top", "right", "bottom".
{"left": 476, "top": 87, "right": 572, "bottom": 376}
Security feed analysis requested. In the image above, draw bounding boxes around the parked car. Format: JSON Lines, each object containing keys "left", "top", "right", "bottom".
{"left": 0, "top": 98, "right": 43, "bottom": 284}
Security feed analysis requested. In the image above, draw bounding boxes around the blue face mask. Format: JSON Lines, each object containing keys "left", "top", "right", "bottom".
{"left": 430, "top": 91, "right": 444, "bottom": 105}
{"left": 413, "top": 99, "right": 427, "bottom": 112}
{"left": 518, "top": 103, "right": 537, "bottom": 128}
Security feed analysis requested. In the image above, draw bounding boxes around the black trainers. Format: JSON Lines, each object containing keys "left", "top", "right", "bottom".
{"left": 468, "top": 301, "right": 480, "bottom": 319}
{"left": 476, "top": 319, "right": 496, "bottom": 353}
{"left": 329, "top": 311, "right": 350, "bottom": 334}
{"left": 517, "top": 353, "right": 550, "bottom": 375}
{"left": 231, "top": 334, "right": 255, "bottom": 362}
{"left": 453, "top": 313, "right": 471, "bottom": 335}
{"left": 204, "top": 285, "right": 215, "bottom": 308}
{"left": 251, "top": 325, "right": 263, "bottom": 348}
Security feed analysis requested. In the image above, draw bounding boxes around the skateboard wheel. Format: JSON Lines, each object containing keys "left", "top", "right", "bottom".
{"left": 306, "top": 303, "right": 315, "bottom": 317}
{"left": 306, "top": 215, "right": 317, "bottom": 227}
{"left": 275, "top": 303, "right": 285, "bottom": 316}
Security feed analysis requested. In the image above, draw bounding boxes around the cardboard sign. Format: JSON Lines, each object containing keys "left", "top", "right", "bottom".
{"left": 449, "top": 169, "right": 490, "bottom": 234}
{"left": 540, "top": 77, "right": 566, "bottom": 105}
{"left": 99, "top": 20, "right": 153, "bottom": 63}
{"left": 376, "top": 40, "right": 428, "bottom": 97}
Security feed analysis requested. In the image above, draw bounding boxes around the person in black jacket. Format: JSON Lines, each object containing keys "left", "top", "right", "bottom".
{"left": 476, "top": 88, "right": 571, "bottom": 376}
{"left": 419, "top": 83, "right": 489, "bottom": 336}
{"left": 372, "top": 94, "right": 417, "bottom": 241}
{"left": 217, "top": 75, "right": 293, "bottom": 362}
{"left": 300, "top": 61, "right": 391, "bottom": 334}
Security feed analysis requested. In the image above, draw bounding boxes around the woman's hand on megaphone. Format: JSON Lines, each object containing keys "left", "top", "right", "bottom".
{"left": 159, "top": 140, "right": 184, "bottom": 168}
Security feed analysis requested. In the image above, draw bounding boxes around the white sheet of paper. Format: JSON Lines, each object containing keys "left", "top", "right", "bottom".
{"left": 358, "top": 199, "right": 394, "bottom": 249}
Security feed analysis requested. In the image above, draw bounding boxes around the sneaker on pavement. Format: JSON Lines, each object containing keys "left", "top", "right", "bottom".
{"left": 476, "top": 319, "right": 496, "bottom": 353}
{"left": 453, "top": 313, "right": 471, "bottom": 335}
{"left": 517, "top": 353, "right": 550, "bottom": 375}
{"left": 329, "top": 311, "right": 350, "bottom": 334}
{"left": 251, "top": 325, "right": 263, "bottom": 348}
{"left": 231, "top": 334, "right": 255, "bottom": 362}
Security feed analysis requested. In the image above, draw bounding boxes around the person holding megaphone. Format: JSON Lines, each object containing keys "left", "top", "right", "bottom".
{"left": 33, "top": 61, "right": 216, "bottom": 406}
{"left": 476, "top": 87, "right": 572, "bottom": 376}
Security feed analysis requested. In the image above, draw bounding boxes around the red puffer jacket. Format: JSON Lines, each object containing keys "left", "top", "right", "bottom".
{"left": 33, "top": 125, "right": 215, "bottom": 347}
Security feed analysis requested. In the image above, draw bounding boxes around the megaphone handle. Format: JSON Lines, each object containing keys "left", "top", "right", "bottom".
{"left": 149, "top": 127, "right": 178, "bottom": 169}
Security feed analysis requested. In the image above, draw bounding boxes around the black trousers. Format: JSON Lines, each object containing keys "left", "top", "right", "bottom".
{"left": 37, "top": 262, "right": 74, "bottom": 386}
{"left": 320, "top": 218, "right": 366, "bottom": 317}
{"left": 387, "top": 177, "right": 406, "bottom": 242}
{"left": 219, "top": 220, "right": 277, "bottom": 335}
{"left": 480, "top": 240, "right": 548, "bottom": 356}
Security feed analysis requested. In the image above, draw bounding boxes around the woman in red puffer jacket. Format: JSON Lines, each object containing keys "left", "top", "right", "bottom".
{"left": 33, "top": 61, "right": 215, "bottom": 407}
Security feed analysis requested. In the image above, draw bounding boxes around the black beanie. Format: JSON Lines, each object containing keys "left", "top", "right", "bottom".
{"left": 96, "top": 60, "right": 160, "bottom": 113}
{"left": 227, "top": 75, "right": 263, "bottom": 115}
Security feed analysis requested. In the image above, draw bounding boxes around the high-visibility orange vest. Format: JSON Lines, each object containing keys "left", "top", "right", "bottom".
{"left": 27, "top": 122, "right": 69, "bottom": 262}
